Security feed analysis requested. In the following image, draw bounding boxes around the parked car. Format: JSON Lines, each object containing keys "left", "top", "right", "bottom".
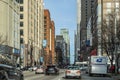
{"left": 65, "top": 66, "right": 81, "bottom": 79}
{"left": 32, "top": 66, "right": 37, "bottom": 71}
{"left": 0, "top": 64, "right": 24, "bottom": 80}
{"left": 28, "top": 66, "right": 37, "bottom": 71}
{"left": 45, "top": 65, "right": 59, "bottom": 75}
{"left": 80, "top": 66, "right": 88, "bottom": 73}
{"left": 0, "top": 70, "right": 9, "bottom": 80}
{"left": 28, "top": 67, "right": 33, "bottom": 71}
{"left": 35, "top": 66, "right": 44, "bottom": 74}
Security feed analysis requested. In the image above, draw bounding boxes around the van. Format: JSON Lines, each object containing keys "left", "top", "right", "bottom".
{"left": 88, "top": 56, "right": 107, "bottom": 76}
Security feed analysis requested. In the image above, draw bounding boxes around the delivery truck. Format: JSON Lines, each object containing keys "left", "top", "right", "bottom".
{"left": 88, "top": 55, "right": 107, "bottom": 76}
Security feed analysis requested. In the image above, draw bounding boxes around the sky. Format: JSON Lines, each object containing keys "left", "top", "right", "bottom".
{"left": 44, "top": 0, "right": 77, "bottom": 64}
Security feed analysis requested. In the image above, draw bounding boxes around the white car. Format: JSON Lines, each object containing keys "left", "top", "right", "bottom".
{"left": 35, "top": 66, "right": 44, "bottom": 74}
{"left": 65, "top": 66, "right": 81, "bottom": 79}
{"left": 28, "top": 67, "right": 33, "bottom": 71}
{"left": 32, "top": 66, "right": 37, "bottom": 71}
{"left": 28, "top": 66, "right": 37, "bottom": 71}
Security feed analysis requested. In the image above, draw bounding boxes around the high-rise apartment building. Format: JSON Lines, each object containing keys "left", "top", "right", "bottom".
{"left": 75, "top": 0, "right": 81, "bottom": 62}
{"left": 0, "top": 0, "right": 20, "bottom": 64}
{"left": 80, "top": 0, "right": 93, "bottom": 58}
{"left": 19, "top": 0, "right": 44, "bottom": 66}
{"left": 81, "top": 0, "right": 93, "bottom": 46}
{"left": 97, "top": 0, "right": 120, "bottom": 55}
{"left": 44, "top": 9, "right": 55, "bottom": 65}
{"left": 77, "top": 0, "right": 98, "bottom": 61}
{"left": 60, "top": 28, "right": 70, "bottom": 64}
{"left": 55, "top": 35, "right": 67, "bottom": 66}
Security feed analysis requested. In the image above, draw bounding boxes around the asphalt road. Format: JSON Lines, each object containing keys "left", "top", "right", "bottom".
{"left": 23, "top": 69, "right": 115, "bottom": 80}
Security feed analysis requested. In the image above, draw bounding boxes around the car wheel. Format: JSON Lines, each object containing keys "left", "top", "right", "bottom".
{"left": 45, "top": 73, "right": 49, "bottom": 75}
{"left": 65, "top": 76, "right": 68, "bottom": 78}
{"left": 78, "top": 76, "right": 81, "bottom": 79}
{"left": 20, "top": 77, "right": 24, "bottom": 80}
{"left": 89, "top": 73, "right": 93, "bottom": 76}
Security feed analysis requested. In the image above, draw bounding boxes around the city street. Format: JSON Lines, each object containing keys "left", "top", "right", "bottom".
{"left": 23, "top": 69, "right": 115, "bottom": 80}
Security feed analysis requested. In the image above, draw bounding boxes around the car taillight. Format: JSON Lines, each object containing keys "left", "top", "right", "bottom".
{"left": 66, "top": 70, "right": 71, "bottom": 73}
{"left": 76, "top": 70, "right": 80, "bottom": 73}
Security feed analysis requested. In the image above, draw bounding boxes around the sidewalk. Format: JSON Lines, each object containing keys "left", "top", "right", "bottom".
{"left": 111, "top": 74, "right": 120, "bottom": 80}
{"left": 108, "top": 73, "right": 120, "bottom": 80}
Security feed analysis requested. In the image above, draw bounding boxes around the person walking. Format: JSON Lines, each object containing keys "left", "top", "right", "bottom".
{"left": 110, "top": 65, "right": 115, "bottom": 74}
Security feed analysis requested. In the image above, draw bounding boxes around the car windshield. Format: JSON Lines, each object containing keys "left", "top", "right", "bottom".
{"left": 67, "top": 66, "right": 79, "bottom": 70}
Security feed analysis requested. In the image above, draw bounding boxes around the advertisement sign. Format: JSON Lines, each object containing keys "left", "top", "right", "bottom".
{"left": 86, "top": 40, "right": 90, "bottom": 47}
{"left": 43, "top": 40, "right": 47, "bottom": 48}
{"left": 13, "top": 48, "right": 20, "bottom": 54}
{"left": 40, "top": 57, "right": 43, "bottom": 62}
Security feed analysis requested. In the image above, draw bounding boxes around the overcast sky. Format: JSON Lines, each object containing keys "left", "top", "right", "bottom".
{"left": 44, "top": 0, "right": 77, "bottom": 64}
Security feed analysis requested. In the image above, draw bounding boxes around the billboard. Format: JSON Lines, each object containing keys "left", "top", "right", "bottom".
{"left": 43, "top": 40, "right": 47, "bottom": 48}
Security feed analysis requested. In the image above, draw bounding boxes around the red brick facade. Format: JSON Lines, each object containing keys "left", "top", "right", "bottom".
{"left": 44, "top": 9, "right": 55, "bottom": 65}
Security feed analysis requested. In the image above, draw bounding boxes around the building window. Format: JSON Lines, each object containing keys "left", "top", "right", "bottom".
{"left": 15, "top": 0, "right": 19, "bottom": 3}
{"left": 19, "top": 0, "right": 23, "bottom": 4}
{"left": 44, "top": 33, "right": 46, "bottom": 36}
{"left": 106, "top": 3, "right": 111, "bottom": 8}
{"left": 44, "top": 16, "right": 47, "bottom": 19}
{"left": 44, "top": 24, "right": 47, "bottom": 27}
{"left": 20, "top": 38, "right": 23, "bottom": 44}
{"left": 44, "top": 21, "right": 47, "bottom": 24}
{"left": 20, "top": 14, "right": 23, "bottom": 19}
{"left": 44, "top": 37, "right": 47, "bottom": 40}
{"left": 20, "top": 6, "right": 23, "bottom": 11}
{"left": 44, "top": 29, "right": 47, "bottom": 32}
{"left": 20, "top": 22, "right": 24, "bottom": 27}
{"left": 20, "top": 29, "right": 24, "bottom": 35}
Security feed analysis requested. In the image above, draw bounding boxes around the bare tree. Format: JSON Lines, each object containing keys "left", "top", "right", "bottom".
{"left": 102, "top": 13, "right": 118, "bottom": 66}
{"left": 117, "top": 19, "right": 120, "bottom": 41}
{"left": 116, "top": 17, "right": 120, "bottom": 73}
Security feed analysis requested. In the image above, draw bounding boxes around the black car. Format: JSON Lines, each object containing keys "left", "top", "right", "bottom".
{"left": 0, "top": 64, "right": 24, "bottom": 80}
{"left": 45, "top": 65, "right": 59, "bottom": 75}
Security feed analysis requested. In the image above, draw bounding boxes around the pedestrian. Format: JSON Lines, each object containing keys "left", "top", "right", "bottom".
{"left": 110, "top": 65, "right": 115, "bottom": 73}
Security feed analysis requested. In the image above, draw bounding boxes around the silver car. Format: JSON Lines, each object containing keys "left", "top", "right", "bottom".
{"left": 65, "top": 66, "right": 81, "bottom": 79}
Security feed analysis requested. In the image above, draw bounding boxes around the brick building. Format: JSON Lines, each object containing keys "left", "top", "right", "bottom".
{"left": 44, "top": 9, "right": 55, "bottom": 65}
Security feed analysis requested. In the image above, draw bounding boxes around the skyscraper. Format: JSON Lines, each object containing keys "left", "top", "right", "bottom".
{"left": 0, "top": 0, "right": 20, "bottom": 64}
{"left": 19, "top": 0, "right": 44, "bottom": 66}
{"left": 44, "top": 9, "right": 55, "bottom": 65}
{"left": 78, "top": 0, "right": 98, "bottom": 61}
{"left": 60, "top": 28, "right": 70, "bottom": 64}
